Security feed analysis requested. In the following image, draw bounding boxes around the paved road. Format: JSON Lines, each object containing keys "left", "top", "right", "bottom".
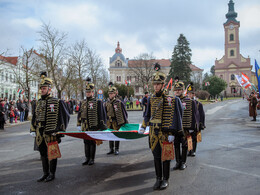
{"left": 0, "top": 99, "right": 260, "bottom": 195}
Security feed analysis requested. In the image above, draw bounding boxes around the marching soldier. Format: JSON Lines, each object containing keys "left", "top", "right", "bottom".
{"left": 187, "top": 83, "right": 205, "bottom": 157}
{"left": 173, "top": 78, "right": 199, "bottom": 170}
{"left": 139, "top": 63, "right": 183, "bottom": 190}
{"left": 105, "top": 82, "right": 128, "bottom": 155}
{"left": 30, "top": 72, "right": 70, "bottom": 182}
{"left": 77, "top": 77, "right": 107, "bottom": 166}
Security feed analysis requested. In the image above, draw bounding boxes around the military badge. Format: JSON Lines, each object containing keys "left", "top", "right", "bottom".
{"left": 167, "top": 97, "right": 172, "bottom": 106}
{"left": 114, "top": 104, "right": 118, "bottom": 111}
{"left": 89, "top": 103, "right": 94, "bottom": 109}
{"left": 50, "top": 104, "right": 55, "bottom": 112}
{"left": 182, "top": 102, "right": 186, "bottom": 110}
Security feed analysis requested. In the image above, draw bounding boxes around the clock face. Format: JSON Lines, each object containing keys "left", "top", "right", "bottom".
{"left": 229, "top": 24, "right": 234, "bottom": 30}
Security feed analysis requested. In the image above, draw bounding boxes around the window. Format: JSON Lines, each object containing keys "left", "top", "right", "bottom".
{"left": 116, "top": 76, "right": 121, "bottom": 82}
{"left": 230, "top": 34, "right": 234, "bottom": 41}
{"left": 231, "top": 74, "right": 235, "bottom": 80}
{"left": 10, "top": 74, "right": 12, "bottom": 83}
{"left": 230, "top": 50, "right": 234, "bottom": 56}
{"left": 135, "top": 86, "right": 139, "bottom": 93}
{"left": 127, "top": 76, "right": 131, "bottom": 81}
{"left": 115, "top": 60, "right": 122, "bottom": 67}
{"left": 220, "top": 75, "right": 223, "bottom": 79}
{"left": 6, "top": 73, "right": 8, "bottom": 81}
{"left": 1, "top": 72, "right": 3, "bottom": 81}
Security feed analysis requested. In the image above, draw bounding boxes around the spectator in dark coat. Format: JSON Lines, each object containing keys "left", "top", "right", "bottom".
{"left": 0, "top": 100, "right": 6, "bottom": 129}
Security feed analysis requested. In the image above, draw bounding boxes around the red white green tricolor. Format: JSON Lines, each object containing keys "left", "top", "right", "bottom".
{"left": 59, "top": 124, "right": 149, "bottom": 141}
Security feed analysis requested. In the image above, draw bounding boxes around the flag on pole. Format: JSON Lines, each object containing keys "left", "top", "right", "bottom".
{"left": 166, "top": 78, "right": 173, "bottom": 90}
{"left": 255, "top": 60, "right": 260, "bottom": 91}
{"left": 235, "top": 74, "right": 251, "bottom": 89}
{"left": 205, "top": 82, "right": 210, "bottom": 86}
{"left": 241, "top": 72, "right": 251, "bottom": 89}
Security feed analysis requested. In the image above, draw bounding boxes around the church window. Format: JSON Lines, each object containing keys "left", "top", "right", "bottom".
{"left": 230, "top": 50, "right": 234, "bottom": 56}
{"left": 231, "top": 74, "right": 235, "bottom": 81}
{"left": 230, "top": 34, "right": 234, "bottom": 41}
{"left": 116, "top": 60, "right": 122, "bottom": 67}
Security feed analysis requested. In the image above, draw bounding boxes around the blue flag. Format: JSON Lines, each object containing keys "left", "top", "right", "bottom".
{"left": 255, "top": 60, "right": 260, "bottom": 91}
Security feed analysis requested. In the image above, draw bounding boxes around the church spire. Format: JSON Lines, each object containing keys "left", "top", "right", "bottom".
{"left": 115, "top": 41, "right": 122, "bottom": 53}
{"left": 225, "top": 0, "right": 239, "bottom": 24}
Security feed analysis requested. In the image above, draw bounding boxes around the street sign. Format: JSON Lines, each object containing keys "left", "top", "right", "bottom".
{"left": 98, "top": 89, "right": 103, "bottom": 94}
{"left": 98, "top": 94, "right": 103, "bottom": 100}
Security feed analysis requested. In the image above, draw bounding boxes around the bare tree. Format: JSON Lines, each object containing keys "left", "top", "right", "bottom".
{"left": 87, "top": 49, "right": 109, "bottom": 91}
{"left": 38, "top": 23, "right": 73, "bottom": 98}
{"left": 10, "top": 47, "right": 39, "bottom": 101}
{"left": 128, "top": 53, "right": 156, "bottom": 93}
{"left": 68, "top": 39, "right": 89, "bottom": 99}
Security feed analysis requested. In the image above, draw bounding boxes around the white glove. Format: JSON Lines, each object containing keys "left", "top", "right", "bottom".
{"left": 30, "top": 132, "right": 36, "bottom": 138}
{"left": 138, "top": 127, "right": 145, "bottom": 134}
{"left": 77, "top": 126, "right": 82, "bottom": 131}
{"left": 52, "top": 133, "right": 57, "bottom": 136}
{"left": 168, "top": 135, "right": 175, "bottom": 143}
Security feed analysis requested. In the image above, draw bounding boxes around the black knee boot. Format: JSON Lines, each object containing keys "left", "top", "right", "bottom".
{"left": 37, "top": 156, "right": 49, "bottom": 182}
{"left": 153, "top": 159, "right": 162, "bottom": 190}
{"left": 88, "top": 144, "right": 96, "bottom": 165}
{"left": 173, "top": 147, "right": 181, "bottom": 170}
{"left": 45, "top": 159, "right": 57, "bottom": 182}
{"left": 192, "top": 139, "right": 197, "bottom": 156}
{"left": 107, "top": 141, "right": 114, "bottom": 154}
{"left": 82, "top": 142, "right": 90, "bottom": 165}
{"left": 180, "top": 147, "right": 187, "bottom": 170}
{"left": 160, "top": 160, "right": 170, "bottom": 190}
{"left": 114, "top": 141, "right": 120, "bottom": 155}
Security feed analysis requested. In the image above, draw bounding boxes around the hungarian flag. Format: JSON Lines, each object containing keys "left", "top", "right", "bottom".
{"left": 125, "top": 80, "right": 131, "bottom": 86}
{"left": 205, "top": 82, "right": 210, "bottom": 86}
{"left": 59, "top": 124, "right": 149, "bottom": 141}
{"left": 17, "top": 89, "right": 23, "bottom": 94}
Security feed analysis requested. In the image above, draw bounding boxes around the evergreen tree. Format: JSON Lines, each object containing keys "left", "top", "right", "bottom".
{"left": 167, "top": 34, "right": 192, "bottom": 86}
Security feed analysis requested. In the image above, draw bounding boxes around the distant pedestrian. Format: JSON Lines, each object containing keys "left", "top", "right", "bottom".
{"left": 142, "top": 92, "right": 149, "bottom": 117}
{"left": 248, "top": 92, "right": 257, "bottom": 121}
{"left": 19, "top": 100, "right": 26, "bottom": 122}
{"left": 9, "top": 106, "right": 15, "bottom": 124}
{"left": 0, "top": 100, "right": 6, "bottom": 129}
{"left": 130, "top": 95, "right": 133, "bottom": 109}
{"left": 136, "top": 99, "right": 140, "bottom": 108}
{"left": 14, "top": 108, "right": 19, "bottom": 123}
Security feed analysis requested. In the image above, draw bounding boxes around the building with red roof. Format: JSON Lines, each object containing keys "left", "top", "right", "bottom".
{"left": 109, "top": 42, "right": 203, "bottom": 96}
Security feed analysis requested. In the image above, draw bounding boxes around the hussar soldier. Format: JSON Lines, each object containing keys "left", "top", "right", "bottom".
{"left": 187, "top": 82, "right": 205, "bottom": 157}
{"left": 173, "top": 78, "right": 199, "bottom": 170}
{"left": 77, "top": 77, "right": 107, "bottom": 166}
{"left": 30, "top": 72, "right": 70, "bottom": 182}
{"left": 139, "top": 63, "right": 183, "bottom": 190}
{"left": 105, "top": 82, "right": 128, "bottom": 155}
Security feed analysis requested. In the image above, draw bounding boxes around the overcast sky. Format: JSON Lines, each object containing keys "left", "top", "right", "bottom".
{"left": 1, "top": 0, "right": 260, "bottom": 73}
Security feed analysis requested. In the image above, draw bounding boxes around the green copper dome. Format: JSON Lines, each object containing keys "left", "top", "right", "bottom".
{"left": 225, "top": 0, "right": 239, "bottom": 24}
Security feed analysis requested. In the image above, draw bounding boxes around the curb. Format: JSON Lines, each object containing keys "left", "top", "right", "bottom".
{"left": 4, "top": 121, "right": 30, "bottom": 128}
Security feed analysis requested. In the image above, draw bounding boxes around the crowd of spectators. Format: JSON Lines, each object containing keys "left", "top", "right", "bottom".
{"left": 0, "top": 97, "right": 80, "bottom": 130}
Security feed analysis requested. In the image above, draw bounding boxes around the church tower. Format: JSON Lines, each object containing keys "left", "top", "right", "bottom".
{"left": 215, "top": 0, "right": 251, "bottom": 96}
